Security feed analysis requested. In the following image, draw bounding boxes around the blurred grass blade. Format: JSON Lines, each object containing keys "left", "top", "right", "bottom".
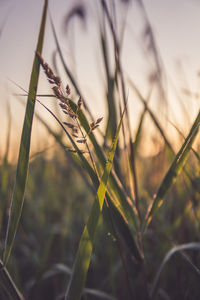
{"left": 134, "top": 87, "right": 152, "bottom": 153}
{"left": 167, "top": 117, "right": 200, "bottom": 162}
{"left": 150, "top": 243, "right": 200, "bottom": 299}
{"left": 65, "top": 106, "right": 126, "bottom": 300}
{"left": 18, "top": 88, "right": 138, "bottom": 230}
{"left": 106, "top": 194, "right": 142, "bottom": 263}
{"left": 17, "top": 91, "right": 142, "bottom": 263}
{"left": 3, "top": 0, "right": 48, "bottom": 266}
{"left": 36, "top": 100, "right": 142, "bottom": 262}
{"left": 143, "top": 111, "right": 200, "bottom": 232}
{"left": 50, "top": 16, "right": 81, "bottom": 96}
{"left": 84, "top": 288, "right": 117, "bottom": 300}
{"left": 129, "top": 79, "right": 174, "bottom": 153}
{"left": 134, "top": 105, "right": 147, "bottom": 153}
{"left": 33, "top": 99, "right": 141, "bottom": 263}
{"left": 100, "top": 31, "right": 117, "bottom": 143}
{"left": 0, "top": 102, "right": 11, "bottom": 231}
{"left": 50, "top": 16, "right": 95, "bottom": 123}
{"left": 69, "top": 99, "right": 139, "bottom": 231}
{"left": 0, "top": 260, "right": 24, "bottom": 300}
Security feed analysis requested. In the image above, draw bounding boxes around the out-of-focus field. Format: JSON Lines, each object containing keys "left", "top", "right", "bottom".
{"left": 1, "top": 1, "right": 200, "bottom": 299}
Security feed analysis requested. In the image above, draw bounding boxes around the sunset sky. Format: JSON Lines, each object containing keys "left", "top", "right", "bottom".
{"left": 0, "top": 0, "right": 200, "bottom": 157}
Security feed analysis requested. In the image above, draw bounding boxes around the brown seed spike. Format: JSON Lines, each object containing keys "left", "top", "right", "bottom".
{"left": 59, "top": 103, "right": 67, "bottom": 110}
{"left": 68, "top": 149, "right": 77, "bottom": 153}
{"left": 63, "top": 122, "right": 75, "bottom": 129}
{"left": 77, "top": 96, "right": 83, "bottom": 110}
{"left": 90, "top": 122, "right": 95, "bottom": 129}
{"left": 66, "top": 84, "right": 70, "bottom": 96}
{"left": 92, "top": 124, "right": 99, "bottom": 130}
{"left": 54, "top": 76, "right": 61, "bottom": 87}
{"left": 96, "top": 117, "right": 103, "bottom": 124}
{"left": 76, "top": 139, "right": 86, "bottom": 143}
{"left": 52, "top": 86, "right": 63, "bottom": 99}
{"left": 72, "top": 127, "right": 78, "bottom": 134}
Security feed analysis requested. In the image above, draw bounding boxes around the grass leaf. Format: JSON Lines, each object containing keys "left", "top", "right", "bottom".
{"left": 65, "top": 106, "right": 126, "bottom": 300}
{"left": 0, "top": 259, "right": 24, "bottom": 300}
{"left": 150, "top": 242, "right": 200, "bottom": 299}
{"left": 142, "top": 110, "right": 200, "bottom": 232}
{"left": 3, "top": 0, "right": 48, "bottom": 266}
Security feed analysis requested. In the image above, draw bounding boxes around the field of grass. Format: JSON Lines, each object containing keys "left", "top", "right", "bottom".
{"left": 1, "top": 1, "right": 200, "bottom": 299}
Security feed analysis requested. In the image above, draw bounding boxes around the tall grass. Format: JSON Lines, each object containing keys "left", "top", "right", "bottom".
{"left": 1, "top": 0, "right": 200, "bottom": 299}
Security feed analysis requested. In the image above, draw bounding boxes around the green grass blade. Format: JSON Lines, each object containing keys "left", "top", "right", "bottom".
{"left": 16, "top": 93, "right": 141, "bottom": 262}
{"left": 68, "top": 99, "right": 139, "bottom": 231}
{"left": 50, "top": 16, "right": 101, "bottom": 133}
{"left": 50, "top": 16, "right": 81, "bottom": 96}
{"left": 134, "top": 105, "right": 147, "bottom": 153}
{"left": 3, "top": 0, "right": 48, "bottom": 266}
{"left": 142, "top": 111, "right": 200, "bottom": 232}
{"left": 84, "top": 288, "right": 117, "bottom": 300}
{"left": 16, "top": 85, "right": 139, "bottom": 232}
{"left": 0, "top": 103, "right": 11, "bottom": 232}
{"left": 18, "top": 89, "right": 138, "bottom": 229}
{"left": 150, "top": 243, "right": 200, "bottom": 299}
{"left": 106, "top": 194, "right": 142, "bottom": 263}
{"left": 100, "top": 32, "right": 118, "bottom": 143}
{"left": 35, "top": 100, "right": 142, "bottom": 262}
{"left": 129, "top": 79, "right": 174, "bottom": 153}
{"left": 65, "top": 107, "right": 126, "bottom": 300}
{"left": 0, "top": 260, "right": 24, "bottom": 300}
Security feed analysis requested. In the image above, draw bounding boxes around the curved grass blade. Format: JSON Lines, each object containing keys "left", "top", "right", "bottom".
{"left": 15, "top": 87, "right": 141, "bottom": 262}
{"left": 34, "top": 100, "right": 142, "bottom": 263}
{"left": 3, "top": 0, "right": 48, "bottom": 266}
{"left": 68, "top": 99, "right": 139, "bottom": 231}
{"left": 50, "top": 15, "right": 81, "bottom": 96}
{"left": 134, "top": 105, "right": 147, "bottom": 153}
{"left": 167, "top": 117, "right": 200, "bottom": 162}
{"left": 0, "top": 260, "right": 24, "bottom": 300}
{"left": 84, "top": 288, "right": 117, "bottom": 300}
{"left": 129, "top": 79, "right": 174, "bottom": 153}
{"left": 150, "top": 243, "right": 200, "bottom": 299}
{"left": 142, "top": 111, "right": 200, "bottom": 232}
{"left": 17, "top": 93, "right": 142, "bottom": 267}
{"left": 65, "top": 107, "right": 126, "bottom": 300}
{"left": 17, "top": 86, "right": 139, "bottom": 230}
{"left": 0, "top": 102, "right": 11, "bottom": 232}
{"left": 50, "top": 16, "right": 95, "bottom": 123}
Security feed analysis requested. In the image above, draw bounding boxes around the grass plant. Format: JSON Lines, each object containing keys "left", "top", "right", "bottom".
{"left": 1, "top": 0, "right": 200, "bottom": 299}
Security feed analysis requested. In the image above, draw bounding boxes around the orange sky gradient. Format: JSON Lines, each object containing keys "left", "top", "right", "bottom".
{"left": 0, "top": 0, "right": 200, "bottom": 159}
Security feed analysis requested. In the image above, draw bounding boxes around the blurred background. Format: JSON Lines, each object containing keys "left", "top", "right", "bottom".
{"left": 1, "top": 1, "right": 200, "bottom": 299}
{"left": 1, "top": 0, "right": 200, "bottom": 158}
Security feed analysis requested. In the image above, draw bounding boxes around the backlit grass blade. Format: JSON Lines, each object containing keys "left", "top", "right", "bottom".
{"left": 50, "top": 16, "right": 95, "bottom": 123}
{"left": 16, "top": 86, "right": 139, "bottom": 231}
{"left": 17, "top": 88, "right": 137, "bottom": 228}
{"left": 17, "top": 92, "right": 142, "bottom": 263}
{"left": 50, "top": 16, "right": 81, "bottom": 96}
{"left": 32, "top": 99, "right": 142, "bottom": 263}
{"left": 129, "top": 79, "right": 174, "bottom": 153}
{"left": 65, "top": 107, "right": 126, "bottom": 300}
{"left": 0, "top": 260, "right": 24, "bottom": 300}
{"left": 3, "top": 0, "right": 48, "bottom": 266}
{"left": 84, "top": 288, "right": 117, "bottom": 300}
{"left": 68, "top": 99, "right": 139, "bottom": 231}
{"left": 142, "top": 110, "right": 200, "bottom": 232}
{"left": 100, "top": 31, "right": 117, "bottom": 143}
{"left": 134, "top": 105, "right": 147, "bottom": 153}
{"left": 150, "top": 243, "right": 200, "bottom": 299}
{"left": 0, "top": 103, "right": 11, "bottom": 231}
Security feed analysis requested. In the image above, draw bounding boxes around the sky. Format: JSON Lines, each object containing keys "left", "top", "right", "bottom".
{"left": 0, "top": 0, "right": 200, "bottom": 158}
